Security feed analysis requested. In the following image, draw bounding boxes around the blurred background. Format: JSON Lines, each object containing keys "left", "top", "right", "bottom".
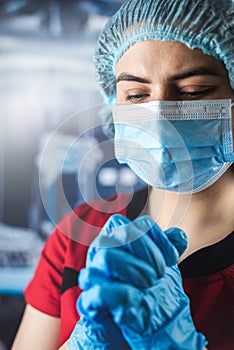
{"left": 0, "top": 1, "right": 146, "bottom": 348}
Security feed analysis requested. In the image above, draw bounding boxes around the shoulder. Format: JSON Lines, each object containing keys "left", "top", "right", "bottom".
{"left": 57, "top": 191, "right": 133, "bottom": 246}
{"left": 51, "top": 187, "right": 149, "bottom": 269}
{"left": 179, "top": 233, "right": 234, "bottom": 349}
{"left": 179, "top": 231, "right": 234, "bottom": 279}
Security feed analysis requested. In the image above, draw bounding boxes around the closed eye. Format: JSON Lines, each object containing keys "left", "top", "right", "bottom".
{"left": 126, "top": 93, "right": 150, "bottom": 102}
{"left": 180, "top": 87, "right": 216, "bottom": 99}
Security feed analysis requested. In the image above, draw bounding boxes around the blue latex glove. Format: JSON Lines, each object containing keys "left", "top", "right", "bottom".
{"left": 78, "top": 266, "right": 207, "bottom": 350}
{"left": 68, "top": 214, "right": 184, "bottom": 350}
{"left": 68, "top": 312, "right": 130, "bottom": 350}
{"left": 77, "top": 214, "right": 208, "bottom": 350}
{"left": 80, "top": 214, "right": 186, "bottom": 291}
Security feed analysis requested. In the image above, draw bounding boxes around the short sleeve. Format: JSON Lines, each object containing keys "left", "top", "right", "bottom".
{"left": 23, "top": 191, "right": 133, "bottom": 319}
{"left": 24, "top": 227, "right": 67, "bottom": 317}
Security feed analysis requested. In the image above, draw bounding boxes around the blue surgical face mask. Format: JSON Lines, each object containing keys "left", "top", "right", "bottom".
{"left": 113, "top": 99, "right": 234, "bottom": 194}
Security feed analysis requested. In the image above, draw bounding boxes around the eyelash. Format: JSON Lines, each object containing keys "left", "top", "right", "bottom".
{"left": 126, "top": 94, "right": 150, "bottom": 102}
{"left": 180, "top": 88, "right": 212, "bottom": 98}
{"left": 125, "top": 88, "right": 214, "bottom": 102}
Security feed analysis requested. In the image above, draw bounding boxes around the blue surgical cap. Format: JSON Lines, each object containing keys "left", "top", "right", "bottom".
{"left": 94, "top": 0, "right": 234, "bottom": 104}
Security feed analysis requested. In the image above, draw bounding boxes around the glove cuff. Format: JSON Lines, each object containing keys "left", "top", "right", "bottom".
{"left": 122, "top": 304, "right": 208, "bottom": 350}
{"left": 68, "top": 316, "right": 131, "bottom": 350}
{"left": 68, "top": 319, "right": 111, "bottom": 350}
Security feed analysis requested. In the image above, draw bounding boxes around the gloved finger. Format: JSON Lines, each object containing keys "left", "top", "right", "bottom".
{"left": 88, "top": 215, "right": 167, "bottom": 277}
{"left": 79, "top": 267, "right": 115, "bottom": 291}
{"left": 80, "top": 245, "right": 159, "bottom": 289}
{"left": 87, "top": 214, "right": 185, "bottom": 281}
{"left": 164, "top": 227, "right": 188, "bottom": 257}
{"left": 77, "top": 283, "right": 142, "bottom": 318}
{"left": 89, "top": 245, "right": 160, "bottom": 286}
{"left": 103, "top": 213, "right": 131, "bottom": 235}
{"left": 131, "top": 215, "right": 180, "bottom": 266}
{"left": 111, "top": 267, "right": 185, "bottom": 333}
{"left": 105, "top": 214, "right": 181, "bottom": 267}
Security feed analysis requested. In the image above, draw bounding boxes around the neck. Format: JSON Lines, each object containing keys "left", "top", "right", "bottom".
{"left": 148, "top": 166, "right": 234, "bottom": 260}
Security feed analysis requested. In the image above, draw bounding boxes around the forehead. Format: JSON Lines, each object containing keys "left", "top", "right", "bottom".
{"left": 116, "top": 40, "right": 227, "bottom": 78}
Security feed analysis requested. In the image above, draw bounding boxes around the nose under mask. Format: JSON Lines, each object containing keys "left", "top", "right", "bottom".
{"left": 113, "top": 99, "right": 234, "bottom": 194}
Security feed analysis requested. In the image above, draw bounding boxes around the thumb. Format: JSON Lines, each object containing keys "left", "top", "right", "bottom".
{"left": 164, "top": 227, "right": 188, "bottom": 258}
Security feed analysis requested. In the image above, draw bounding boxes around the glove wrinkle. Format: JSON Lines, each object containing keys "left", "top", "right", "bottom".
{"left": 72, "top": 214, "right": 207, "bottom": 350}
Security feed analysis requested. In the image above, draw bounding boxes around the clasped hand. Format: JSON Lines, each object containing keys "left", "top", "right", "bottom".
{"left": 68, "top": 214, "right": 207, "bottom": 350}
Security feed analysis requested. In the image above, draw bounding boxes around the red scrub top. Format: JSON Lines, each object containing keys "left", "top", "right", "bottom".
{"left": 25, "top": 188, "right": 234, "bottom": 349}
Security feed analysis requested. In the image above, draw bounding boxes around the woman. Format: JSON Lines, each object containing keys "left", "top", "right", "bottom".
{"left": 12, "top": 0, "right": 234, "bottom": 349}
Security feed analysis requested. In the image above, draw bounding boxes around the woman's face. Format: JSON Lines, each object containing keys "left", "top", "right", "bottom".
{"left": 116, "top": 40, "right": 234, "bottom": 104}
{"left": 116, "top": 40, "right": 234, "bottom": 140}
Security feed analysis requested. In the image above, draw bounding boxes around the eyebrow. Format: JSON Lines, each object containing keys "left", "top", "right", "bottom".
{"left": 171, "top": 68, "right": 221, "bottom": 81}
{"left": 116, "top": 73, "right": 151, "bottom": 84}
{"left": 116, "top": 68, "right": 221, "bottom": 84}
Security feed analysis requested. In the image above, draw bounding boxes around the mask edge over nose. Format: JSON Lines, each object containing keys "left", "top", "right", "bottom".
{"left": 113, "top": 99, "right": 234, "bottom": 194}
